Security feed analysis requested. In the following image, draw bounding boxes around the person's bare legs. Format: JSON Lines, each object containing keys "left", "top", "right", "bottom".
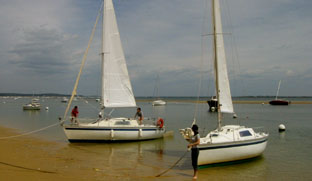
{"left": 193, "top": 169, "right": 198, "bottom": 180}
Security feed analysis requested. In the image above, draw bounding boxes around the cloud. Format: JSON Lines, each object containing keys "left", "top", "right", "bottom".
{"left": 8, "top": 28, "right": 76, "bottom": 74}
{"left": 0, "top": 0, "right": 312, "bottom": 96}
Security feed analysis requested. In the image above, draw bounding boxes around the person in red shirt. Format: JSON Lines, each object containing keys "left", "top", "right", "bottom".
{"left": 71, "top": 106, "right": 79, "bottom": 124}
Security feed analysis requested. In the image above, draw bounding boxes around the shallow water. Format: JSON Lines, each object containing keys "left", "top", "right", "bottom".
{"left": 0, "top": 97, "right": 312, "bottom": 180}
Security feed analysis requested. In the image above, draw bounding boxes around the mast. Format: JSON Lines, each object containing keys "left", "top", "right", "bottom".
{"left": 275, "top": 80, "right": 281, "bottom": 100}
{"left": 212, "top": 0, "right": 222, "bottom": 130}
{"left": 101, "top": 0, "right": 106, "bottom": 114}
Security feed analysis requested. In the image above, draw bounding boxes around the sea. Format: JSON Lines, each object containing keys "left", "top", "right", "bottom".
{"left": 0, "top": 96, "right": 312, "bottom": 180}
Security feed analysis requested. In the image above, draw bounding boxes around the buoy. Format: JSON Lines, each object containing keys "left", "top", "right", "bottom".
{"left": 233, "top": 114, "right": 237, "bottom": 119}
{"left": 279, "top": 124, "right": 286, "bottom": 132}
{"left": 45, "top": 107, "right": 49, "bottom": 110}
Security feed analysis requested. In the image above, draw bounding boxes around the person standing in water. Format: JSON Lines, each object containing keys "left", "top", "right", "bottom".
{"left": 187, "top": 124, "right": 200, "bottom": 180}
{"left": 134, "top": 107, "right": 144, "bottom": 125}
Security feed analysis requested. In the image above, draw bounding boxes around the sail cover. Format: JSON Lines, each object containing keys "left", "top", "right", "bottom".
{"left": 213, "top": 0, "right": 234, "bottom": 113}
{"left": 102, "top": 0, "right": 136, "bottom": 108}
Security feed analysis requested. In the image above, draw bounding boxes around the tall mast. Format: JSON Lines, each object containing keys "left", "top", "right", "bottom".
{"left": 276, "top": 80, "right": 281, "bottom": 100}
{"left": 212, "top": 0, "right": 222, "bottom": 130}
{"left": 101, "top": 0, "right": 106, "bottom": 113}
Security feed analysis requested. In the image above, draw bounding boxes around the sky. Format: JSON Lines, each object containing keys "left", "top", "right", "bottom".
{"left": 0, "top": 0, "right": 312, "bottom": 97}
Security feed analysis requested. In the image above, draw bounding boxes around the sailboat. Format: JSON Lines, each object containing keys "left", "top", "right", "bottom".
{"left": 269, "top": 80, "right": 289, "bottom": 105}
{"left": 207, "top": 96, "right": 218, "bottom": 112}
{"left": 23, "top": 98, "right": 41, "bottom": 110}
{"left": 152, "top": 75, "right": 166, "bottom": 106}
{"left": 180, "top": 0, "right": 268, "bottom": 165}
{"left": 61, "top": 0, "right": 165, "bottom": 142}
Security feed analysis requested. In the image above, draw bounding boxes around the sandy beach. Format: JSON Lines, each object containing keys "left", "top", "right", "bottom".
{"left": 0, "top": 126, "right": 191, "bottom": 181}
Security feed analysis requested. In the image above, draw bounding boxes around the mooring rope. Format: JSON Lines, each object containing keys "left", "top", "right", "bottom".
{"left": 155, "top": 150, "right": 189, "bottom": 177}
{"left": 0, "top": 121, "right": 62, "bottom": 140}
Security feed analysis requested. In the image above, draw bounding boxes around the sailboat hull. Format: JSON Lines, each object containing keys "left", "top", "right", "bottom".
{"left": 152, "top": 100, "right": 166, "bottom": 106}
{"left": 269, "top": 100, "right": 289, "bottom": 105}
{"left": 198, "top": 137, "right": 267, "bottom": 165}
{"left": 207, "top": 99, "right": 218, "bottom": 112}
{"left": 63, "top": 118, "right": 165, "bottom": 141}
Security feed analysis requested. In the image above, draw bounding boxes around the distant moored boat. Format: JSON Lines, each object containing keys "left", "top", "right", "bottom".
{"left": 269, "top": 80, "right": 290, "bottom": 105}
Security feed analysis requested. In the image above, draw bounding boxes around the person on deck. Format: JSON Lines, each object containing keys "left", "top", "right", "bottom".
{"left": 134, "top": 107, "right": 144, "bottom": 125}
{"left": 71, "top": 106, "right": 79, "bottom": 124}
{"left": 187, "top": 124, "right": 200, "bottom": 180}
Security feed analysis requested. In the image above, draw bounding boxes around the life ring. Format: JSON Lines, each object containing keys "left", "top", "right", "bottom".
{"left": 157, "top": 118, "right": 164, "bottom": 128}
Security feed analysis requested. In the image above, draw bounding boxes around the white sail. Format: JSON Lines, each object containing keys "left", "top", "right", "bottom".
{"left": 102, "top": 0, "right": 136, "bottom": 108}
{"left": 213, "top": 0, "right": 234, "bottom": 113}
{"left": 275, "top": 80, "right": 281, "bottom": 100}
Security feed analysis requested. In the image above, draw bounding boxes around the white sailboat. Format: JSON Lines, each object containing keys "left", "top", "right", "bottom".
{"left": 152, "top": 75, "right": 166, "bottom": 106}
{"left": 61, "top": 0, "right": 165, "bottom": 142}
{"left": 180, "top": 0, "right": 268, "bottom": 165}
{"left": 61, "top": 97, "right": 69, "bottom": 103}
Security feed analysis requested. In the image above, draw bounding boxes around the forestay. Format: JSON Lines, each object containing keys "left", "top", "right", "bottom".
{"left": 213, "top": 0, "right": 234, "bottom": 113}
{"left": 102, "top": 0, "right": 136, "bottom": 108}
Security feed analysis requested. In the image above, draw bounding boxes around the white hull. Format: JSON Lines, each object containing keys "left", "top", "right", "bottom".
{"left": 152, "top": 100, "right": 166, "bottom": 106}
{"left": 23, "top": 99, "right": 41, "bottom": 110}
{"left": 181, "top": 125, "right": 269, "bottom": 165}
{"left": 198, "top": 137, "right": 267, "bottom": 165}
{"left": 63, "top": 118, "right": 165, "bottom": 141}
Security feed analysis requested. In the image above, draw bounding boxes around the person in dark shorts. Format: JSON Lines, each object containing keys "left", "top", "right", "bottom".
{"left": 187, "top": 124, "right": 200, "bottom": 180}
{"left": 134, "top": 107, "right": 144, "bottom": 125}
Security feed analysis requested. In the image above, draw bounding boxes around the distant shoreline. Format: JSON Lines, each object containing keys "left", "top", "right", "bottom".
{"left": 1, "top": 93, "right": 312, "bottom": 99}
{"left": 136, "top": 99, "right": 312, "bottom": 104}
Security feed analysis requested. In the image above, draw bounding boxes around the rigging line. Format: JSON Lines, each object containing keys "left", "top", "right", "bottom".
{"left": 193, "top": 0, "right": 209, "bottom": 125}
{"left": 63, "top": 0, "right": 103, "bottom": 121}
{"left": 0, "top": 122, "right": 60, "bottom": 140}
{"left": 77, "top": 95, "right": 101, "bottom": 113}
{"left": 155, "top": 150, "right": 189, "bottom": 177}
{"left": 224, "top": 0, "right": 245, "bottom": 96}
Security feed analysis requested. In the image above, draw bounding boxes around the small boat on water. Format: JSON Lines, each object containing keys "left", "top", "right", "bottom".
{"left": 180, "top": 0, "right": 268, "bottom": 165}
{"left": 207, "top": 96, "right": 218, "bottom": 112}
{"left": 61, "top": 97, "right": 69, "bottom": 103}
{"left": 61, "top": 0, "right": 166, "bottom": 142}
{"left": 269, "top": 99, "right": 289, "bottom": 105}
{"left": 269, "top": 80, "right": 290, "bottom": 105}
{"left": 152, "top": 100, "right": 166, "bottom": 106}
{"left": 152, "top": 75, "right": 166, "bottom": 106}
{"left": 23, "top": 98, "right": 41, "bottom": 110}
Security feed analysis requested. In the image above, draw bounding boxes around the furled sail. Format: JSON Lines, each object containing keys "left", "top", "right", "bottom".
{"left": 102, "top": 0, "right": 136, "bottom": 108}
{"left": 213, "top": 0, "right": 234, "bottom": 113}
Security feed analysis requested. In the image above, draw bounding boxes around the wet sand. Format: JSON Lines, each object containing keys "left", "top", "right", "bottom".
{"left": 0, "top": 126, "right": 191, "bottom": 180}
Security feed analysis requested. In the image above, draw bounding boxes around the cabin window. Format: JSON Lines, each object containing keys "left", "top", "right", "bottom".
{"left": 239, "top": 130, "right": 252, "bottom": 137}
{"left": 115, "top": 121, "right": 130, "bottom": 125}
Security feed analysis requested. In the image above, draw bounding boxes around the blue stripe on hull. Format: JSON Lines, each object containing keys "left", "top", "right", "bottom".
{"left": 199, "top": 139, "right": 267, "bottom": 151}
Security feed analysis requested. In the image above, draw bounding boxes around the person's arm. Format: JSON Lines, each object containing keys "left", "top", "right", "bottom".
{"left": 141, "top": 112, "right": 144, "bottom": 120}
{"left": 188, "top": 136, "right": 200, "bottom": 148}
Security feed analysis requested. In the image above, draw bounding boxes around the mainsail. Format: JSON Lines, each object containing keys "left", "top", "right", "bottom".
{"left": 213, "top": 0, "right": 234, "bottom": 113}
{"left": 102, "top": 0, "right": 136, "bottom": 108}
